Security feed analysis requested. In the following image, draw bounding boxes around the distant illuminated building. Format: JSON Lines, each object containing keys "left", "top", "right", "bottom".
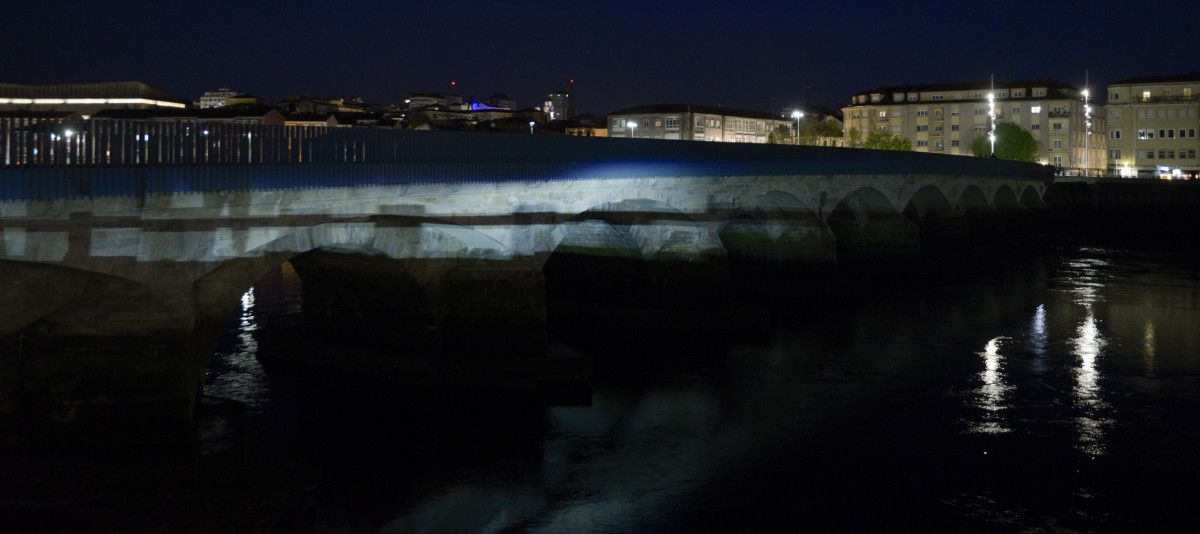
{"left": 0, "top": 81, "right": 186, "bottom": 116}
{"left": 476, "top": 93, "right": 515, "bottom": 110}
{"left": 406, "top": 93, "right": 466, "bottom": 111}
{"left": 195, "top": 88, "right": 241, "bottom": 109}
{"left": 608, "top": 104, "right": 789, "bottom": 144}
{"left": 544, "top": 88, "right": 574, "bottom": 121}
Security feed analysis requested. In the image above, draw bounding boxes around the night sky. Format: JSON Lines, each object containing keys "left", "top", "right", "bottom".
{"left": 4, "top": 0, "right": 1198, "bottom": 114}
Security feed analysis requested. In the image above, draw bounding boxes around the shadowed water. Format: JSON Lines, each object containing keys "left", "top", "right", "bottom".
{"left": 195, "top": 248, "right": 1200, "bottom": 531}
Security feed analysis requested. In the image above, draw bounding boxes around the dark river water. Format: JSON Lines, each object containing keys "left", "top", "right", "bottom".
{"left": 6, "top": 247, "right": 1198, "bottom": 532}
{"left": 196, "top": 247, "right": 1200, "bottom": 532}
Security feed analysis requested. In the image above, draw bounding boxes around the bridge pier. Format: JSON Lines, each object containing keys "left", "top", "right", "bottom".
{"left": 260, "top": 251, "right": 547, "bottom": 381}
{"left": 719, "top": 210, "right": 837, "bottom": 301}
{"left": 0, "top": 262, "right": 203, "bottom": 440}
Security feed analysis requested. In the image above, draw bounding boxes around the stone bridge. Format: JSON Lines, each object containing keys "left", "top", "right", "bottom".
{"left": 0, "top": 129, "right": 1050, "bottom": 436}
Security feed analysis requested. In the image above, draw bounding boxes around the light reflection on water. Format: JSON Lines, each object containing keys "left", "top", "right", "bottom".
{"left": 196, "top": 251, "right": 1200, "bottom": 531}
{"left": 963, "top": 257, "right": 1117, "bottom": 457}
{"left": 204, "top": 287, "right": 271, "bottom": 411}
{"left": 1027, "top": 303, "right": 1047, "bottom": 373}
{"left": 1143, "top": 319, "right": 1156, "bottom": 377}
{"left": 1073, "top": 310, "right": 1110, "bottom": 456}
{"left": 968, "top": 336, "right": 1011, "bottom": 434}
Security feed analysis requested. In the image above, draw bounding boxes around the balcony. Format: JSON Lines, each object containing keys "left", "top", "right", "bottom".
{"left": 1047, "top": 110, "right": 1070, "bottom": 118}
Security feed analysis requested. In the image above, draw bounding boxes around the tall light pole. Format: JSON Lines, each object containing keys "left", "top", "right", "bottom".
{"left": 791, "top": 110, "right": 804, "bottom": 145}
{"left": 529, "top": 121, "right": 535, "bottom": 135}
{"left": 987, "top": 75, "right": 997, "bottom": 156}
{"left": 628, "top": 120, "right": 637, "bottom": 139}
{"left": 1083, "top": 69, "right": 1091, "bottom": 177}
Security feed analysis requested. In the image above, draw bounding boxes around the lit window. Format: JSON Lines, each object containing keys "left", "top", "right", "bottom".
{"left": 1142, "top": 91, "right": 1151, "bottom": 102}
{"left": 1031, "top": 106, "right": 1042, "bottom": 113}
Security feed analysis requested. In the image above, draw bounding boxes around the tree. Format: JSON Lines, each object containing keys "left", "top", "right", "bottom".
{"left": 971, "top": 121, "right": 1038, "bottom": 162}
{"left": 767, "top": 124, "right": 793, "bottom": 144}
{"left": 861, "top": 130, "right": 912, "bottom": 151}
{"left": 797, "top": 116, "right": 843, "bottom": 145}
{"left": 848, "top": 127, "right": 863, "bottom": 148}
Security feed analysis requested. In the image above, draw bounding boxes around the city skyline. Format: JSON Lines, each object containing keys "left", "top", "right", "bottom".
{"left": 6, "top": 0, "right": 1198, "bottom": 114}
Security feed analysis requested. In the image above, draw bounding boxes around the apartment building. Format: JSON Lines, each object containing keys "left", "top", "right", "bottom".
{"left": 843, "top": 80, "right": 1105, "bottom": 174}
{"left": 608, "top": 104, "right": 789, "bottom": 144}
{"left": 1105, "top": 72, "right": 1200, "bottom": 179}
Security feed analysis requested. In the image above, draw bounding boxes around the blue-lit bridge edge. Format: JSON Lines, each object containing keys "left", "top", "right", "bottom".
{"left": 1, "top": 123, "right": 1051, "bottom": 201}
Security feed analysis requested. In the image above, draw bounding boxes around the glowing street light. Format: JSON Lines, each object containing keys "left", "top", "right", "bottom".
{"left": 1082, "top": 70, "right": 1092, "bottom": 177}
{"left": 529, "top": 120, "right": 535, "bottom": 134}
{"left": 791, "top": 110, "right": 804, "bottom": 145}
{"left": 987, "top": 75, "right": 997, "bottom": 156}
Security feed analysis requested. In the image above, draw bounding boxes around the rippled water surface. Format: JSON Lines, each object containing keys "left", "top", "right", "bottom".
{"left": 199, "top": 249, "right": 1200, "bottom": 531}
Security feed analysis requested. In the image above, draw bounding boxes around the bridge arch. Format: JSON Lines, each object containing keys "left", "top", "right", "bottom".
{"left": 193, "top": 217, "right": 541, "bottom": 372}
{"left": 548, "top": 198, "right": 725, "bottom": 264}
{"left": 828, "top": 187, "right": 920, "bottom": 265}
{"left": 1019, "top": 185, "right": 1046, "bottom": 209}
{"left": 902, "top": 185, "right": 970, "bottom": 252}
{"left": 902, "top": 185, "right": 955, "bottom": 222}
{"left": 959, "top": 185, "right": 991, "bottom": 214}
{"left": 993, "top": 185, "right": 1021, "bottom": 211}
{"left": 543, "top": 198, "right": 730, "bottom": 339}
{"left": 719, "top": 191, "right": 832, "bottom": 263}
{"left": 717, "top": 191, "right": 836, "bottom": 300}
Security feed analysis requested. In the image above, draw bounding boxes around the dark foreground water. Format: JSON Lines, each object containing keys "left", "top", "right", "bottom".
{"left": 5, "top": 247, "right": 1200, "bottom": 532}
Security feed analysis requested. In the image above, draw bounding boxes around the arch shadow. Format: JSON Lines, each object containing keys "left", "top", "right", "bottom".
{"left": 828, "top": 187, "right": 920, "bottom": 267}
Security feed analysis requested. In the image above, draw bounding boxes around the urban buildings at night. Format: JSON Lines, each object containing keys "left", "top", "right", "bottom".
{"left": 1105, "top": 72, "right": 1200, "bottom": 179}
{"left": 607, "top": 104, "right": 789, "bottom": 143}
{"left": 843, "top": 80, "right": 1107, "bottom": 174}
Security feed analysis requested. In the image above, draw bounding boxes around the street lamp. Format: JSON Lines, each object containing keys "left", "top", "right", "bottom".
{"left": 1083, "top": 82, "right": 1092, "bottom": 177}
{"left": 987, "top": 75, "right": 996, "bottom": 156}
{"left": 628, "top": 120, "right": 637, "bottom": 139}
{"left": 529, "top": 120, "right": 535, "bottom": 134}
{"left": 791, "top": 110, "right": 804, "bottom": 145}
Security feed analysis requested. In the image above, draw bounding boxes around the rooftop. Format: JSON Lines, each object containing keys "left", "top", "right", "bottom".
{"left": 90, "top": 105, "right": 281, "bottom": 120}
{"left": 848, "top": 79, "right": 1077, "bottom": 105}
{"left": 0, "top": 81, "right": 184, "bottom": 103}
{"left": 1111, "top": 71, "right": 1200, "bottom": 85}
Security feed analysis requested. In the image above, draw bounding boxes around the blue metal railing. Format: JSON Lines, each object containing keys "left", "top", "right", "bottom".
{"left": 0, "top": 119, "right": 1052, "bottom": 200}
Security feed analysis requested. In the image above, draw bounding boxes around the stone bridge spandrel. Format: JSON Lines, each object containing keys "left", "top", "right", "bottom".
{"left": 0, "top": 131, "right": 1050, "bottom": 437}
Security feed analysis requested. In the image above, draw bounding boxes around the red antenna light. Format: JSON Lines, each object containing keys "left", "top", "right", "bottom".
{"left": 450, "top": 80, "right": 457, "bottom": 88}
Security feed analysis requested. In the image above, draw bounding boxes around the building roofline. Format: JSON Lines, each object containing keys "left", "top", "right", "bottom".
{"left": 1110, "top": 71, "right": 1200, "bottom": 85}
{"left": 608, "top": 103, "right": 781, "bottom": 121}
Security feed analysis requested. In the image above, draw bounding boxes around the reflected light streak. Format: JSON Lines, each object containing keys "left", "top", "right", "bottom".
{"left": 969, "top": 336, "right": 1011, "bottom": 434}
{"left": 1028, "top": 304, "right": 1047, "bottom": 373}
{"left": 1073, "top": 310, "right": 1109, "bottom": 456}
{"left": 205, "top": 286, "right": 270, "bottom": 410}
{"left": 1143, "top": 320, "right": 1156, "bottom": 377}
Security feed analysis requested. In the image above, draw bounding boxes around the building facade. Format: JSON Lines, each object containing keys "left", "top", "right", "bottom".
{"left": 843, "top": 80, "right": 1105, "bottom": 174}
{"left": 1105, "top": 73, "right": 1200, "bottom": 179}
{"left": 195, "top": 88, "right": 240, "bottom": 109}
{"left": 608, "top": 104, "right": 789, "bottom": 144}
